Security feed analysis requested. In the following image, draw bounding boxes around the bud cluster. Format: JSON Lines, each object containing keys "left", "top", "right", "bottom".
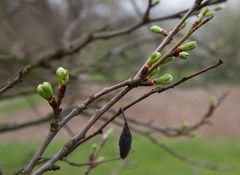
{"left": 194, "top": 6, "right": 214, "bottom": 27}
{"left": 153, "top": 73, "right": 173, "bottom": 85}
{"left": 179, "top": 52, "right": 190, "bottom": 60}
{"left": 162, "top": 56, "right": 174, "bottom": 65}
{"left": 150, "top": 25, "right": 168, "bottom": 37}
{"left": 179, "top": 21, "right": 187, "bottom": 31}
{"left": 37, "top": 82, "right": 54, "bottom": 101}
{"left": 37, "top": 67, "right": 69, "bottom": 101}
{"left": 198, "top": 7, "right": 214, "bottom": 19}
{"left": 210, "top": 96, "right": 218, "bottom": 107}
{"left": 56, "top": 67, "right": 69, "bottom": 85}
{"left": 147, "top": 52, "right": 161, "bottom": 67}
{"left": 151, "top": 0, "right": 160, "bottom": 6}
{"left": 179, "top": 41, "right": 197, "bottom": 52}
{"left": 170, "top": 41, "right": 198, "bottom": 60}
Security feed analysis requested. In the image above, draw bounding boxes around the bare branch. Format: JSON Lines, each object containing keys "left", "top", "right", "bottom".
{"left": 146, "top": 133, "right": 229, "bottom": 171}
{"left": 59, "top": 60, "right": 223, "bottom": 162}
{"left": 62, "top": 157, "right": 120, "bottom": 168}
{"left": 124, "top": 92, "right": 228, "bottom": 137}
{"left": 0, "top": 66, "right": 30, "bottom": 95}
{"left": 0, "top": 115, "right": 50, "bottom": 133}
{"left": 15, "top": 1, "right": 225, "bottom": 174}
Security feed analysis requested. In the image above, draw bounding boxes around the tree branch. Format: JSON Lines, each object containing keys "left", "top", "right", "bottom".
{"left": 0, "top": 66, "right": 30, "bottom": 95}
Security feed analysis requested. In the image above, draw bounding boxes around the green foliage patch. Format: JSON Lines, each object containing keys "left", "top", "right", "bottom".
{"left": 0, "top": 136, "right": 240, "bottom": 175}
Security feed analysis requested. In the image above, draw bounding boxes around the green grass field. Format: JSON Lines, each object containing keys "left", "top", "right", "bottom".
{"left": 0, "top": 95, "right": 239, "bottom": 175}
{"left": 0, "top": 95, "right": 39, "bottom": 114}
{"left": 0, "top": 136, "right": 240, "bottom": 175}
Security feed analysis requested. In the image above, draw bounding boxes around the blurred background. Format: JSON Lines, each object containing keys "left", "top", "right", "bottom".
{"left": 0, "top": 0, "right": 240, "bottom": 174}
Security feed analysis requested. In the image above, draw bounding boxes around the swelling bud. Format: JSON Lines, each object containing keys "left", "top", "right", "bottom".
{"left": 179, "top": 52, "right": 190, "bottom": 60}
{"left": 150, "top": 25, "right": 167, "bottom": 36}
{"left": 198, "top": 6, "right": 214, "bottom": 18}
{"left": 149, "top": 68, "right": 159, "bottom": 78}
{"left": 181, "top": 121, "right": 189, "bottom": 129}
{"left": 151, "top": 0, "right": 160, "bottom": 5}
{"left": 91, "top": 143, "right": 97, "bottom": 151}
{"left": 198, "top": 7, "right": 209, "bottom": 18}
{"left": 179, "top": 41, "right": 197, "bottom": 51}
{"left": 103, "top": 128, "right": 113, "bottom": 140}
{"left": 37, "top": 82, "right": 54, "bottom": 101}
{"left": 97, "top": 156, "right": 105, "bottom": 162}
{"left": 147, "top": 52, "right": 161, "bottom": 67}
{"left": 179, "top": 21, "right": 187, "bottom": 30}
{"left": 210, "top": 96, "right": 218, "bottom": 107}
{"left": 56, "top": 67, "right": 69, "bottom": 85}
{"left": 162, "top": 56, "right": 174, "bottom": 64}
{"left": 205, "top": 10, "right": 214, "bottom": 17}
{"left": 154, "top": 73, "right": 173, "bottom": 84}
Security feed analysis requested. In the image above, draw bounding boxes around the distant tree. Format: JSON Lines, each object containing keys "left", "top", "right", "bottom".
{"left": 0, "top": 0, "right": 227, "bottom": 175}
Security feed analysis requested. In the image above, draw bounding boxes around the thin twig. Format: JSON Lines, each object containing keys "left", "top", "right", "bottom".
{"left": 62, "top": 157, "right": 120, "bottom": 168}
{"left": 123, "top": 92, "right": 228, "bottom": 137}
{"left": 58, "top": 60, "right": 223, "bottom": 160}
{"left": 0, "top": 66, "right": 30, "bottom": 95}
{"left": 145, "top": 132, "right": 229, "bottom": 171}
{"left": 27, "top": 1, "right": 223, "bottom": 174}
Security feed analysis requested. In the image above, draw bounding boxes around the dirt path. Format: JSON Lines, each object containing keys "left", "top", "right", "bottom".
{"left": 0, "top": 85, "right": 239, "bottom": 142}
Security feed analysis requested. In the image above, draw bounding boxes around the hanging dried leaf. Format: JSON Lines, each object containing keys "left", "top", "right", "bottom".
{"left": 119, "top": 118, "right": 132, "bottom": 159}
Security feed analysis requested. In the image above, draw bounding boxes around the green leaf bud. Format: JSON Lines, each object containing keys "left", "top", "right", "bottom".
{"left": 91, "top": 143, "right": 97, "bottom": 151}
{"left": 56, "top": 67, "right": 69, "bottom": 85}
{"left": 189, "top": 132, "right": 197, "bottom": 138}
{"left": 179, "top": 52, "right": 190, "bottom": 60}
{"left": 151, "top": 0, "right": 160, "bottom": 6}
{"left": 147, "top": 52, "right": 161, "bottom": 66}
{"left": 210, "top": 96, "right": 218, "bottom": 107}
{"left": 179, "top": 21, "right": 187, "bottom": 30}
{"left": 150, "top": 25, "right": 167, "bottom": 36}
{"left": 37, "top": 82, "right": 54, "bottom": 101}
{"left": 198, "top": 7, "right": 209, "bottom": 18}
{"left": 154, "top": 73, "right": 173, "bottom": 85}
{"left": 205, "top": 10, "right": 214, "bottom": 17}
{"left": 97, "top": 156, "right": 105, "bottom": 162}
{"left": 181, "top": 121, "right": 189, "bottom": 129}
{"left": 150, "top": 25, "right": 162, "bottom": 33}
{"left": 149, "top": 68, "right": 159, "bottom": 77}
{"left": 103, "top": 128, "right": 113, "bottom": 140}
{"left": 179, "top": 41, "right": 197, "bottom": 51}
{"left": 162, "top": 56, "right": 174, "bottom": 64}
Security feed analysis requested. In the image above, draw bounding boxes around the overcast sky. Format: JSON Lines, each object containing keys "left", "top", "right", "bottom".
{"left": 48, "top": 0, "right": 239, "bottom": 16}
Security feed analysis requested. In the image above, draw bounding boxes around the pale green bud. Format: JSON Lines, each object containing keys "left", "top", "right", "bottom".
{"left": 56, "top": 67, "right": 69, "bottom": 85}
{"left": 189, "top": 132, "right": 197, "bottom": 138}
{"left": 37, "top": 82, "right": 54, "bottom": 101}
{"left": 154, "top": 73, "right": 173, "bottom": 84}
{"left": 205, "top": 10, "right": 214, "bottom": 17}
{"left": 150, "top": 25, "right": 163, "bottom": 34}
{"left": 147, "top": 52, "right": 161, "bottom": 66}
{"left": 198, "top": 6, "right": 214, "bottom": 18}
{"left": 181, "top": 121, "right": 189, "bottom": 129}
{"left": 151, "top": 0, "right": 160, "bottom": 5}
{"left": 150, "top": 25, "right": 167, "bottom": 36}
{"left": 179, "top": 41, "right": 197, "bottom": 51}
{"left": 210, "top": 96, "right": 218, "bottom": 107}
{"left": 198, "top": 7, "right": 209, "bottom": 19}
{"left": 203, "top": 118, "right": 209, "bottom": 124}
{"left": 179, "top": 52, "right": 190, "bottom": 60}
{"left": 149, "top": 68, "right": 159, "bottom": 77}
{"left": 97, "top": 156, "right": 105, "bottom": 162}
{"left": 162, "top": 56, "right": 174, "bottom": 64}
{"left": 91, "top": 143, "right": 97, "bottom": 150}
{"left": 103, "top": 128, "right": 113, "bottom": 140}
{"left": 179, "top": 21, "right": 187, "bottom": 30}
